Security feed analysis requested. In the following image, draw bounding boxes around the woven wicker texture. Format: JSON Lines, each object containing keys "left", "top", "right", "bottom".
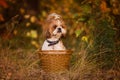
{"left": 38, "top": 50, "right": 72, "bottom": 72}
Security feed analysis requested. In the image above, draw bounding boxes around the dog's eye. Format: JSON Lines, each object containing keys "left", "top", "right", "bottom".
{"left": 53, "top": 25, "right": 57, "bottom": 29}
{"left": 62, "top": 25, "right": 65, "bottom": 28}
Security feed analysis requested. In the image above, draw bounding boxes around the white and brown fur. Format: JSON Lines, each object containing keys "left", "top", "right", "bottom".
{"left": 42, "top": 13, "right": 67, "bottom": 50}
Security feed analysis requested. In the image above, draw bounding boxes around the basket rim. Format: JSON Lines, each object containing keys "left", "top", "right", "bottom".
{"left": 38, "top": 50, "right": 73, "bottom": 54}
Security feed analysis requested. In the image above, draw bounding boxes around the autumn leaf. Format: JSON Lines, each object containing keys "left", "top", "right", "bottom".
{"left": 75, "top": 28, "right": 84, "bottom": 37}
{"left": 19, "top": 8, "right": 25, "bottom": 14}
{"left": 30, "top": 16, "right": 36, "bottom": 23}
{"left": 31, "top": 40, "right": 39, "bottom": 48}
{"left": 100, "top": 1, "right": 110, "bottom": 13}
{"left": 113, "top": 8, "right": 119, "bottom": 15}
{"left": 0, "top": 0, "right": 8, "bottom": 8}
{"left": 75, "top": 30, "right": 82, "bottom": 37}
{"left": 0, "top": 14, "right": 4, "bottom": 21}
{"left": 26, "top": 30, "right": 38, "bottom": 39}
{"left": 81, "top": 36, "right": 88, "bottom": 42}
{"left": 13, "top": 30, "right": 17, "bottom": 35}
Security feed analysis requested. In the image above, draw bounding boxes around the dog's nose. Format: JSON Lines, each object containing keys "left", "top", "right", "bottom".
{"left": 58, "top": 28, "right": 61, "bottom": 32}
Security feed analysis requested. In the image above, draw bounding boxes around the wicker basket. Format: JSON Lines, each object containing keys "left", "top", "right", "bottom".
{"left": 38, "top": 50, "right": 72, "bottom": 73}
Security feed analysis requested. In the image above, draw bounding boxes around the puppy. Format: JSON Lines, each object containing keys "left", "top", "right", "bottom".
{"left": 42, "top": 13, "right": 67, "bottom": 50}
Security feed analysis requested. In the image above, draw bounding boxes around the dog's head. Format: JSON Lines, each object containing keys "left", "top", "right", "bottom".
{"left": 44, "top": 13, "right": 67, "bottom": 39}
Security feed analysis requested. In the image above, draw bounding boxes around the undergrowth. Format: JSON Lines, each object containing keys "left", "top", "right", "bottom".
{"left": 0, "top": 47, "right": 119, "bottom": 80}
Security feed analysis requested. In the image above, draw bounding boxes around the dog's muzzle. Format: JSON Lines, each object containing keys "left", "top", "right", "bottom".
{"left": 57, "top": 28, "right": 62, "bottom": 33}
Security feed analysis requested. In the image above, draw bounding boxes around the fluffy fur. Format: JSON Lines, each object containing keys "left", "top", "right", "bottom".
{"left": 42, "top": 13, "right": 67, "bottom": 50}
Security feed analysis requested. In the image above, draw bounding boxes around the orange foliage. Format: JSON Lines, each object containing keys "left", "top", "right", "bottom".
{"left": 0, "top": 14, "right": 4, "bottom": 21}
{"left": 0, "top": 0, "right": 8, "bottom": 8}
{"left": 100, "top": 0, "right": 110, "bottom": 13}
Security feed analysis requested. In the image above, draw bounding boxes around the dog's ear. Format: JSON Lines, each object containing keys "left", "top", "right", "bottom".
{"left": 46, "top": 30, "right": 51, "bottom": 38}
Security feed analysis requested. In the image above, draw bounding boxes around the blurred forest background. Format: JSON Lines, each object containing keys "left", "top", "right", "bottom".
{"left": 0, "top": 0, "right": 120, "bottom": 79}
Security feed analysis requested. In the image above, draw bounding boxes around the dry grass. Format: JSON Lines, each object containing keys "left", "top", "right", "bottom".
{"left": 70, "top": 49, "right": 120, "bottom": 80}
{"left": 0, "top": 48, "right": 43, "bottom": 80}
{"left": 0, "top": 48, "right": 119, "bottom": 80}
{"left": 70, "top": 50, "right": 97, "bottom": 80}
